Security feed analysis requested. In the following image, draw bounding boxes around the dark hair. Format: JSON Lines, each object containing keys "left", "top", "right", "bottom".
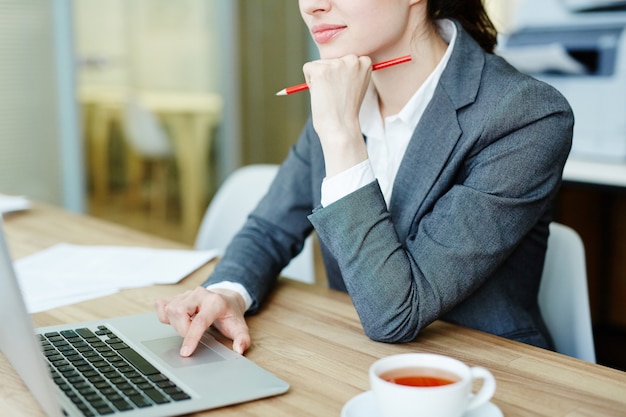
{"left": 427, "top": 0, "right": 498, "bottom": 53}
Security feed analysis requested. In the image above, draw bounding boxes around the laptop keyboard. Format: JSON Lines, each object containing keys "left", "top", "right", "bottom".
{"left": 38, "top": 325, "right": 191, "bottom": 416}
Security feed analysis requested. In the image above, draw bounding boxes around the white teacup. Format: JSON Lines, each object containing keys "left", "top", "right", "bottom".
{"left": 369, "top": 353, "right": 496, "bottom": 417}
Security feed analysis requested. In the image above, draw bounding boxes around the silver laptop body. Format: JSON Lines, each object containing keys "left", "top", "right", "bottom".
{"left": 0, "top": 218, "right": 289, "bottom": 417}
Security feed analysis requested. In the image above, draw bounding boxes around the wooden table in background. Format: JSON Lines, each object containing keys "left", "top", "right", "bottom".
{"left": 80, "top": 87, "right": 223, "bottom": 242}
{"left": 2, "top": 203, "right": 626, "bottom": 416}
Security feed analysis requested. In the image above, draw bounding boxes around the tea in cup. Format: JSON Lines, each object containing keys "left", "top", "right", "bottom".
{"left": 369, "top": 353, "right": 496, "bottom": 417}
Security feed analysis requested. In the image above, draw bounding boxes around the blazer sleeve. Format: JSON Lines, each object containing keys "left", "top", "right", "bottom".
{"left": 202, "top": 123, "right": 320, "bottom": 312}
{"left": 308, "top": 75, "right": 574, "bottom": 343}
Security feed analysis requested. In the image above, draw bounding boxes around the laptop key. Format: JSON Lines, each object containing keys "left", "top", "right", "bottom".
{"left": 163, "top": 386, "right": 192, "bottom": 401}
{"left": 148, "top": 373, "right": 168, "bottom": 383}
{"left": 144, "top": 387, "right": 170, "bottom": 404}
{"left": 75, "top": 328, "right": 97, "bottom": 339}
{"left": 129, "top": 394, "right": 153, "bottom": 408}
{"left": 111, "top": 398, "right": 133, "bottom": 412}
{"left": 116, "top": 348, "right": 160, "bottom": 375}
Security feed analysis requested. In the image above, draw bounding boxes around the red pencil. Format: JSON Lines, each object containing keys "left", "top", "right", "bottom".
{"left": 275, "top": 55, "right": 412, "bottom": 96}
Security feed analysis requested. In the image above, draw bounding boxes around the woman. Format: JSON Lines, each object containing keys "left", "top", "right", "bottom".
{"left": 156, "top": 0, "right": 573, "bottom": 357}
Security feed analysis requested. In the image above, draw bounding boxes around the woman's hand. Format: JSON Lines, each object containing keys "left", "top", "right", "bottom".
{"left": 155, "top": 287, "right": 251, "bottom": 356}
{"left": 303, "top": 55, "right": 372, "bottom": 177}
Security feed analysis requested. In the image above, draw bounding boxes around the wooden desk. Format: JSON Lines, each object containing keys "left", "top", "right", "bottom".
{"left": 2, "top": 204, "right": 626, "bottom": 416}
{"left": 80, "top": 87, "right": 223, "bottom": 241}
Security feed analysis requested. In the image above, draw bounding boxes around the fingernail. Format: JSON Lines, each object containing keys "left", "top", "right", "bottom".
{"left": 180, "top": 346, "right": 190, "bottom": 357}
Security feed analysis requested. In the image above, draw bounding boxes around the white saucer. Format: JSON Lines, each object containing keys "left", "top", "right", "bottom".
{"left": 341, "top": 391, "right": 503, "bottom": 417}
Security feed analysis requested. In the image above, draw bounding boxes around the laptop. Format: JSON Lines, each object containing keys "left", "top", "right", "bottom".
{"left": 0, "top": 218, "right": 289, "bottom": 417}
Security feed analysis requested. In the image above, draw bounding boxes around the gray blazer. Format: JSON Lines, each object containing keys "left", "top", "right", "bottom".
{"left": 204, "top": 20, "right": 574, "bottom": 349}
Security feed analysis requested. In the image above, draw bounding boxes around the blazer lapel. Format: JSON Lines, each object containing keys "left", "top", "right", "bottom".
{"left": 389, "top": 95, "right": 461, "bottom": 240}
{"left": 389, "top": 20, "right": 485, "bottom": 241}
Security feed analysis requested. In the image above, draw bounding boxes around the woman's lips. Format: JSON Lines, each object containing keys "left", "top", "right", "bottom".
{"left": 312, "top": 24, "right": 346, "bottom": 44}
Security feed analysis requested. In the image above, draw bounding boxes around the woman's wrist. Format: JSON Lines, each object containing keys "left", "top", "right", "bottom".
{"left": 319, "top": 130, "right": 368, "bottom": 177}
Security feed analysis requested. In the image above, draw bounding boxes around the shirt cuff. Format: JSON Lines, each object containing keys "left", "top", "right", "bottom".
{"left": 205, "top": 281, "right": 253, "bottom": 312}
{"left": 321, "top": 159, "right": 376, "bottom": 207}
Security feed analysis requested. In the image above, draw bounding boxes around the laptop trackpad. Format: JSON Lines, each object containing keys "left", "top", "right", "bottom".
{"left": 142, "top": 336, "right": 226, "bottom": 368}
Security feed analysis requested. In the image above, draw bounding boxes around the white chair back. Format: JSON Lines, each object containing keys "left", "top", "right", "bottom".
{"left": 195, "top": 164, "right": 315, "bottom": 284}
{"left": 538, "top": 222, "right": 596, "bottom": 362}
{"left": 123, "top": 99, "right": 172, "bottom": 158}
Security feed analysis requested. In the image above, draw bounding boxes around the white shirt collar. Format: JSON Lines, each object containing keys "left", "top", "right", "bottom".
{"left": 320, "top": 20, "right": 458, "bottom": 208}
{"left": 359, "top": 19, "right": 457, "bottom": 136}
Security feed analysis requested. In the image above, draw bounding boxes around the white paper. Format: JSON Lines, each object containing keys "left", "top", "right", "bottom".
{"left": 0, "top": 193, "right": 31, "bottom": 214}
{"left": 14, "top": 243, "right": 219, "bottom": 313}
{"left": 27, "top": 288, "right": 119, "bottom": 314}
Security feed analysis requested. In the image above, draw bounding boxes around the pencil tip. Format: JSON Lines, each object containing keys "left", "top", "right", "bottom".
{"left": 275, "top": 89, "right": 287, "bottom": 96}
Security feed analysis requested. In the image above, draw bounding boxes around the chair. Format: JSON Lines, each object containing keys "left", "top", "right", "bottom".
{"left": 122, "top": 98, "right": 175, "bottom": 218}
{"left": 538, "top": 222, "right": 596, "bottom": 362}
{"left": 195, "top": 164, "right": 315, "bottom": 284}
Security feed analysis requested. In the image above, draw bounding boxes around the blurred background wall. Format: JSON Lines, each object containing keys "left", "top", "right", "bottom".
{"left": 0, "top": 0, "right": 82, "bottom": 211}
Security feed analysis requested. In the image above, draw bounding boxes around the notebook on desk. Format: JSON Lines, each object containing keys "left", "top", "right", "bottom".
{"left": 0, "top": 218, "right": 289, "bottom": 417}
